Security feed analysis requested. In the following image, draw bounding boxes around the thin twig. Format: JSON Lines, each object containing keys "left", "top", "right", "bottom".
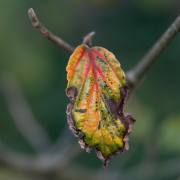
{"left": 0, "top": 128, "right": 80, "bottom": 174}
{"left": 0, "top": 74, "right": 51, "bottom": 152}
{"left": 28, "top": 8, "right": 74, "bottom": 53}
{"left": 0, "top": 140, "right": 80, "bottom": 174}
{"left": 83, "top": 31, "right": 96, "bottom": 46}
{"left": 126, "top": 15, "right": 180, "bottom": 90}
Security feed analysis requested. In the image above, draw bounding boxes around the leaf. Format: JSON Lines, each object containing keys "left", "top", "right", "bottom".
{"left": 66, "top": 44, "right": 135, "bottom": 166}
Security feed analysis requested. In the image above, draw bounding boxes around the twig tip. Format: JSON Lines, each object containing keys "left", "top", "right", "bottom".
{"left": 28, "top": 8, "right": 34, "bottom": 17}
{"left": 83, "top": 31, "right": 96, "bottom": 46}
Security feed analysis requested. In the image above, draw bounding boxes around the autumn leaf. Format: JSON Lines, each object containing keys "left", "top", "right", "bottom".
{"left": 66, "top": 44, "right": 135, "bottom": 166}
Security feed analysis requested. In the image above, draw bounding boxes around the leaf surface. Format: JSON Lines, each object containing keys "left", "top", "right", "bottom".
{"left": 66, "top": 44, "right": 135, "bottom": 165}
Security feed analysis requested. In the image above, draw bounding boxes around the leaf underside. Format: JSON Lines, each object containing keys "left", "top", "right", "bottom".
{"left": 66, "top": 44, "right": 135, "bottom": 166}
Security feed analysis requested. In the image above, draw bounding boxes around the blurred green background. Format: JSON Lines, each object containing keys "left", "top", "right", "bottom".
{"left": 0, "top": 0, "right": 180, "bottom": 180}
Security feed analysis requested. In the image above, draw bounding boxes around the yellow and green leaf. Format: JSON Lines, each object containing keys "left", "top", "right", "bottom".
{"left": 66, "top": 44, "right": 135, "bottom": 165}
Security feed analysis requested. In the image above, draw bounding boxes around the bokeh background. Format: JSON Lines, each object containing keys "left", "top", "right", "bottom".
{"left": 0, "top": 0, "right": 180, "bottom": 180}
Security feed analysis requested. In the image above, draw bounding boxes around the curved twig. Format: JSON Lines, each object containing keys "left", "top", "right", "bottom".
{"left": 28, "top": 8, "right": 74, "bottom": 53}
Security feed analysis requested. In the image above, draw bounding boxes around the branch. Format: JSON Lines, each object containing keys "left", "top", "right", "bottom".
{"left": 0, "top": 140, "right": 80, "bottom": 174}
{"left": 126, "top": 15, "right": 180, "bottom": 90}
{"left": 0, "top": 128, "right": 80, "bottom": 174}
{"left": 0, "top": 74, "right": 51, "bottom": 152}
{"left": 2, "top": 8, "right": 178, "bottom": 176}
{"left": 28, "top": 8, "right": 74, "bottom": 53}
{"left": 28, "top": 8, "right": 180, "bottom": 92}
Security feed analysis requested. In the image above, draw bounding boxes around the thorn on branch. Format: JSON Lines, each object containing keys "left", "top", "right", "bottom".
{"left": 83, "top": 31, "right": 96, "bottom": 46}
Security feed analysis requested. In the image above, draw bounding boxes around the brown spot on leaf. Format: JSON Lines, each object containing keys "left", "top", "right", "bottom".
{"left": 66, "top": 87, "right": 78, "bottom": 101}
